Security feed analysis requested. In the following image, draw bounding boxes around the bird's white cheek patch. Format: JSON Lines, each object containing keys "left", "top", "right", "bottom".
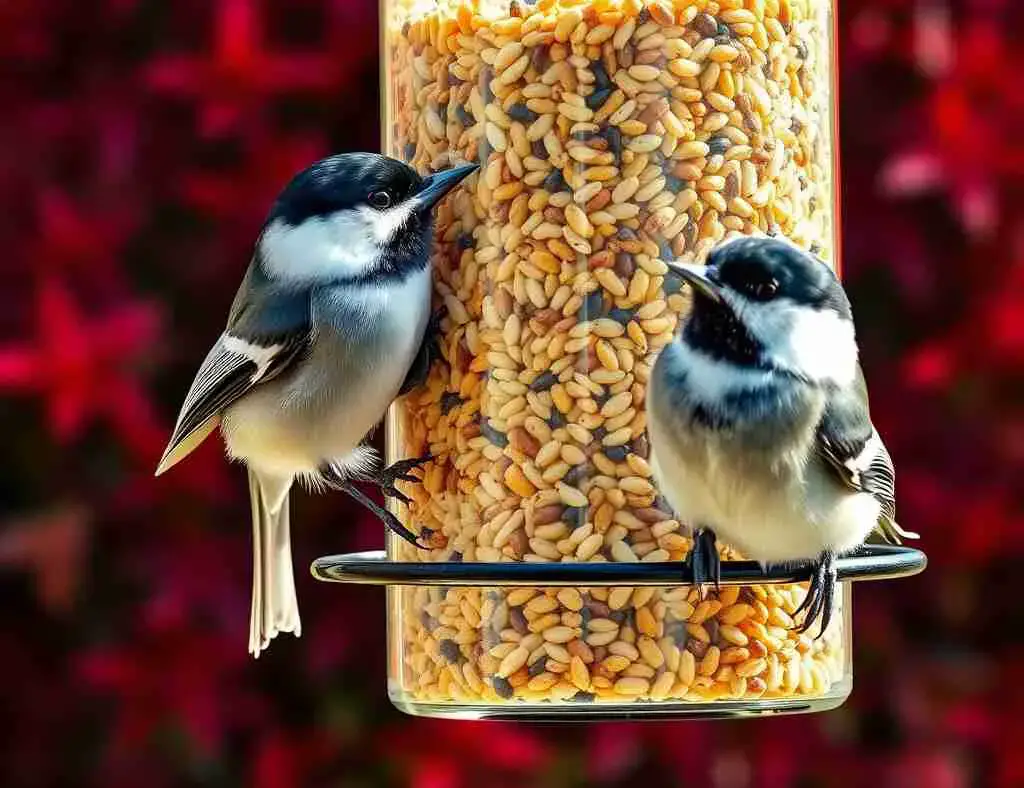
{"left": 783, "top": 308, "right": 858, "bottom": 385}
{"left": 358, "top": 203, "right": 415, "bottom": 245}
{"left": 261, "top": 210, "right": 396, "bottom": 283}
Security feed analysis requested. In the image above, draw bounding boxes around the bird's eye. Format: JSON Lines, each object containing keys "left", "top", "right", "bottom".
{"left": 368, "top": 190, "right": 393, "bottom": 210}
{"left": 747, "top": 278, "right": 779, "bottom": 301}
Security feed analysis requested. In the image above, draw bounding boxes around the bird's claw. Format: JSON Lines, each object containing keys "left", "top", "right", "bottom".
{"left": 318, "top": 462, "right": 428, "bottom": 550}
{"left": 382, "top": 511, "right": 428, "bottom": 549}
{"left": 794, "top": 552, "right": 837, "bottom": 639}
{"left": 376, "top": 454, "right": 432, "bottom": 504}
{"left": 687, "top": 529, "right": 720, "bottom": 595}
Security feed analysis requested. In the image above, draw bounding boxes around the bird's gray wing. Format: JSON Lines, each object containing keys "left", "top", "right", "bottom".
{"left": 156, "top": 259, "right": 311, "bottom": 475}
{"left": 815, "top": 365, "right": 918, "bottom": 543}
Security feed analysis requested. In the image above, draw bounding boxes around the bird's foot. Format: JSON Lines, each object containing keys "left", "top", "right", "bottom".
{"left": 687, "top": 529, "right": 720, "bottom": 594}
{"left": 373, "top": 454, "right": 432, "bottom": 505}
{"left": 318, "top": 462, "right": 425, "bottom": 548}
{"left": 793, "top": 551, "right": 837, "bottom": 639}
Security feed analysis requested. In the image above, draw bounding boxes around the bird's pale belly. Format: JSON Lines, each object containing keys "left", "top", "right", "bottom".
{"left": 222, "top": 361, "right": 408, "bottom": 476}
{"left": 222, "top": 272, "right": 431, "bottom": 478}
{"left": 649, "top": 417, "right": 878, "bottom": 564}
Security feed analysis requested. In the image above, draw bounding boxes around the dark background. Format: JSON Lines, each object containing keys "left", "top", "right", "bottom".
{"left": 1, "top": 0, "right": 1020, "bottom": 786}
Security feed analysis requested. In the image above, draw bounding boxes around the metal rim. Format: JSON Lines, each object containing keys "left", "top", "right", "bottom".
{"left": 310, "top": 544, "right": 926, "bottom": 587}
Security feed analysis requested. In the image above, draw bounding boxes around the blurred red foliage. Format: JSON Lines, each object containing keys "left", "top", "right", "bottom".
{"left": 1, "top": 1, "right": 1021, "bottom": 786}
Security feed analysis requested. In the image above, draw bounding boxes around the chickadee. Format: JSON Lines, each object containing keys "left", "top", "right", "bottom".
{"left": 647, "top": 237, "right": 917, "bottom": 635}
{"left": 155, "top": 153, "right": 477, "bottom": 656}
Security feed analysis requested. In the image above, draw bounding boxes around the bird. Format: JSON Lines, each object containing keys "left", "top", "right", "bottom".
{"left": 155, "top": 152, "right": 478, "bottom": 656}
{"left": 646, "top": 236, "right": 917, "bottom": 636}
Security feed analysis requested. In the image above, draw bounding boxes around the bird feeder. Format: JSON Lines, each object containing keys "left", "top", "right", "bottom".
{"left": 310, "top": 0, "right": 927, "bottom": 719}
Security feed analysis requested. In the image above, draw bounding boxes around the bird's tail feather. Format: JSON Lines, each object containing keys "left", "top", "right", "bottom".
{"left": 876, "top": 513, "right": 920, "bottom": 545}
{"left": 247, "top": 469, "right": 301, "bottom": 658}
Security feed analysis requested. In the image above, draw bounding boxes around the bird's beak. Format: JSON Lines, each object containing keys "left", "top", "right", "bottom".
{"left": 412, "top": 163, "right": 479, "bottom": 212}
{"left": 666, "top": 261, "right": 723, "bottom": 303}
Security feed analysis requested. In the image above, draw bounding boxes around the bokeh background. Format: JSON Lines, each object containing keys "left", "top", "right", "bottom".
{"left": 2, "top": 0, "right": 1021, "bottom": 786}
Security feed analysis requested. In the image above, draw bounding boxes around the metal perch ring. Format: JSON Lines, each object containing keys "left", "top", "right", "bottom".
{"left": 311, "top": 544, "right": 926, "bottom": 587}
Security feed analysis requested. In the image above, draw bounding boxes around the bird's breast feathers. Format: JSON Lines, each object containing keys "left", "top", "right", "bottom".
{"left": 222, "top": 268, "right": 431, "bottom": 475}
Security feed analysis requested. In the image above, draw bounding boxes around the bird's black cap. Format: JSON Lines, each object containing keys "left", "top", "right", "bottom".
{"left": 708, "top": 237, "right": 851, "bottom": 318}
{"left": 267, "top": 153, "right": 423, "bottom": 227}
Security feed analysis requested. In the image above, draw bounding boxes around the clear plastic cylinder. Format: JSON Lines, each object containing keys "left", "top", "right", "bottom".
{"left": 382, "top": 0, "right": 847, "bottom": 717}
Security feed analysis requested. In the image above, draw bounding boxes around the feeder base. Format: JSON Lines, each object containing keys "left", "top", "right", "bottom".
{"left": 387, "top": 679, "right": 852, "bottom": 721}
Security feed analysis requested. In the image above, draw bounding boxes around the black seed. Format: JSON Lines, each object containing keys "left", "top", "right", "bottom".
{"left": 617, "top": 226, "right": 638, "bottom": 241}
{"left": 564, "top": 506, "right": 589, "bottom": 529}
{"left": 481, "top": 421, "right": 509, "bottom": 448}
{"left": 594, "top": 392, "right": 610, "bottom": 407}
{"left": 548, "top": 410, "right": 567, "bottom": 429}
{"left": 582, "top": 290, "right": 605, "bottom": 319}
{"left": 580, "top": 607, "right": 592, "bottom": 626}
{"left": 563, "top": 463, "right": 590, "bottom": 487}
{"left": 481, "top": 70, "right": 495, "bottom": 102}
{"left": 705, "top": 619, "right": 720, "bottom": 643}
{"left": 665, "top": 174, "right": 689, "bottom": 193}
{"left": 530, "top": 371, "right": 558, "bottom": 392}
{"left": 492, "top": 676, "right": 515, "bottom": 698}
{"left": 591, "top": 59, "right": 611, "bottom": 89}
{"left": 456, "top": 105, "right": 472, "bottom": 126}
{"left": 795, "top": 41, "right": 809, "bottom": 60}
{"left": 508, "top": 103, "right": 536, "bottom": 123}
{"left": 450, "top": 551, "right": 464, "bottom": 562}
{"left": 404, "top": 142, "right": 417, "bottom": 161}
{"left": 585, "top": 87, "right": 611, "bottom": 111}
{"left": 718, "top": 21, "right": 732, "bottom": 37}
{"left": 528, "top": 659, "right": 548, "bottom": 677}
{"left": 543, "top": 168, "right": 567, "bottom": 192}
{"left": 441, "top": 391, "right": 464, "bottom": 414}
{"left": 420, "top": 610, "right": 437, "bottom": 632}
{"left": 439, "top": 638, "right": 461, "bottom": 663}
{"left": 593, "top": 426, "right": 608, "bottom": 442}
{"left": 810, "top": 243, "right": 822, "bottom": 255}
{"left": 604, "top": 126, "right": 623, "bottom": 158}
{"left": 531, "top": 139, "right": 547, "bottom": 159}
{"left": 609, "top": 608, "right": 626, "bottom": 624}
{"left": 458, "top": 232, "right": 474, "bottom": 250}
{"left": 637, "top": 6, "right": 650, "bottom": 24}
{"left": 605, "top": 445, "right": 629, "bottom": 462}
{"left": 510, "top": 607, "right": 529, "bottom": 634}
{"left": 608, "top": 307, "right": 634, "bottom": 324}
{"left": 570, "top": 691, "right": 596, "bottom": 703}
{"left": 708, "top": 136, "right": 731, "bottom": 155}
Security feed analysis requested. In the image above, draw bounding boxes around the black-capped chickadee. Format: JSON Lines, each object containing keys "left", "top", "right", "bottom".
{"left": 155, "top": 153, "right": 478, "bottom": 656}
{"left": 647, "top": 237, "right": 917, "bottom": 635}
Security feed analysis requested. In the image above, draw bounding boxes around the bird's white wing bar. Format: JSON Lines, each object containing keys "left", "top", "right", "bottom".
{"left": 156, "top": 332, "right": 306, "bottom": 476}
{"left": 221, "top": 334, "right": 285, "bottom": 381}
